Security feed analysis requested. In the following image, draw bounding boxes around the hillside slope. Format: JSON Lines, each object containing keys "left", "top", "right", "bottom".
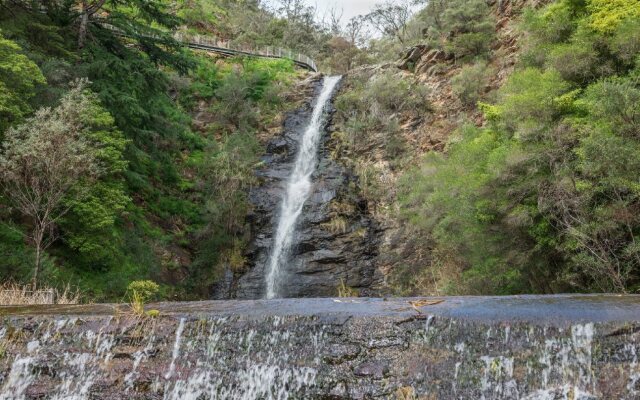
{"left": 330, "top": 0, "right": 640, "bottom": 295}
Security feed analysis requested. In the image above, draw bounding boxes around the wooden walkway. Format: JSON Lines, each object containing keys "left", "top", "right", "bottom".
{"left": 99, "top": 22, "right": 318, "bottom": 72}
{"left": 176, "top": 33, "right": 318, "bottom": 72}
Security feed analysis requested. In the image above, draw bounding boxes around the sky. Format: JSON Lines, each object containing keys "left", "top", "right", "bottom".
{"left": 311, "top": 0, "right": 379, "bottom": 22}
{"left": 265, "top": 0, "right": 380, "bottom": 25}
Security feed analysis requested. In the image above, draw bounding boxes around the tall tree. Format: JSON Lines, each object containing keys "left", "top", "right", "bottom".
{"left": 0, "top": 81, "right": 123, "bottom": 288}
{"left": 366, "top": 0, "right": 413, "bottom": 45}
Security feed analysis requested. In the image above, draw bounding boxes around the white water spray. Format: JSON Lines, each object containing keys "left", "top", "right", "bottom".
{"left": 265, "top": 76, "right": 341, "bottom": 299}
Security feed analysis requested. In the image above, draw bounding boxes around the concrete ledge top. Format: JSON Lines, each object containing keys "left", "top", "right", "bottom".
{"left": 1, "top": 295, "right": 639, "bottom": 324}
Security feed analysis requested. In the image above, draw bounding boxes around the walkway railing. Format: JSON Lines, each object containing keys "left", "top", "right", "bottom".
{"left": 174, "top": 32, "right": 318, "bottom": 72}
{"left": 100, "top": 22, "right": 318, "bottom": 72}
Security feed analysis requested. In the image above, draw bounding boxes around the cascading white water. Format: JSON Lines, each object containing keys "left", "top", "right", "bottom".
{"left": 265, "top": 76, "right": 342, "bottom": 299}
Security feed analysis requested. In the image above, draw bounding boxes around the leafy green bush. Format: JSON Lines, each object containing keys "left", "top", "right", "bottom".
{"left": 0, "top": 33, "right": 45, "bottom": 132}
{"left": 610, "top": 19, "right": 640, "bottom": 65}
{"left": 547, "top": 41, "right": 602, "bottom": 84}
{"left": 127, "top": 280, "right": 160, "bottom": 303}
{"left": 498, "top": 68, "right": 571, "bottom": 133}
{"left": 439, "top": 0, "right": 495, "bottom": 60}
{"left": 587, "top": 0, "right": 640, "bottom": 33}
{"left": 451, "top": 62, "right": 490, "bottom": 106}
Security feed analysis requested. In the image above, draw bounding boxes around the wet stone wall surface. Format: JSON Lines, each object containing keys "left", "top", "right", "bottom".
{"left": 0, "top": 296, "right": 639, "bottom": 399}
{"left": 227, "top": 76, "right": 380, "bottom": 300}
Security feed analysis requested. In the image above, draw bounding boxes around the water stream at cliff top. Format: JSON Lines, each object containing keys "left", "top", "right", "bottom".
{"left": 265, "top": 75, "right": 341, "bottom": 299}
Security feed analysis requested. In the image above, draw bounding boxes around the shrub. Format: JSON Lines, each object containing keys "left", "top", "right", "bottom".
{"left": 439, "top": 0, "right": 496, "bottom": 60}
{"left": 611, "top": 19, "right": 640, "bottom": 65}
{"left": 448, "top": 32, "right": 495, "bottom": 61}
{"left": 581, "top": 77, "right": 640, "bottom": 138}
{"left": 451, "top": 62, "right": 490, "bottom": 106}
{"left": 366, "top": 71, "right": 428, "bottom": 116}
{"left": 498, "top": 68, "right": 571, "bottom": 132}
{"left": 127, "top": 280, "right": 159, "bottom": 315}
{"left": 547, "top": 41, "right": 601, "bottom": 84}
{"left": 127, "top": 280, "right": 160, "bottom": 303}
{"left": 587, "top": 0, "right": 640, "bottom": 33}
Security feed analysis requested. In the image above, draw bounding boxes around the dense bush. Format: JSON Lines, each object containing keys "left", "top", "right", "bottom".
{"left": 399, "top": 0, "right": 640, "bottom": 295}
{"left": 436, "top": 0, "right": 495, "bottom": 61}
{"left": 334, "top": 70, "right": 428, "bottom": 161}
{"left": 451, "top": 62, "right": 490, "bottom": 106}
{"left": 0, "top": 33, "right": 45, "bottom": 132}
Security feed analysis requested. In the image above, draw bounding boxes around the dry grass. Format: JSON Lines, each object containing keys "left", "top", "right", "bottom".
{"left": 337, "top": 279, "right": 359, "bottom": 297}
{"left": 323, "top": 216, "right": 349, "bottom": 235}
{"left": 0, "top": 282, "right": 80, "bottom": 305}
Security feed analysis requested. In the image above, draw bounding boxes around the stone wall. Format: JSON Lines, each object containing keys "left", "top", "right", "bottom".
{"left": 0, "top": 296, "right": 639, "bottom": 399}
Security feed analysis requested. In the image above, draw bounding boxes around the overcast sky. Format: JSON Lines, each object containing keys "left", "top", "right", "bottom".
{"left": 265, "top": 0, "right": 380, "bottom": 25}
{"left": 311, "top": 0, "right": 379, "bottom": 22}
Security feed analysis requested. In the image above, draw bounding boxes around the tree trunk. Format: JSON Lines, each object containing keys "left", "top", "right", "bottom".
{"left": 32, "top": 247, "right": 41, "bottom": 291}
{"left": 78, "top": 8, "right": 89, "bottom": 49}
{"left": 32, "top": 229, "right": 43, "bottom": 291}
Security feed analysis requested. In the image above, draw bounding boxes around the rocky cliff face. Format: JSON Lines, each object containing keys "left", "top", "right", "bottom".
{"left": 1, "top": 296, "right": 639, "bottom": 399}
{"left": 218, "top": 75, "right": 380, "bottom": 299}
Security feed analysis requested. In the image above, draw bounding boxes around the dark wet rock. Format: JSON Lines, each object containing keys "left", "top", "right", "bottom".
{"left": 267, "top": 138, "right": 289, "bottom": 154}
{"left": 353, "top": 362, "right": 389, "bottom": 379}
{"left": 324, "top": 344, "right": 361, "bottom": 365}
{"left": 225, "top": 76, "right": 381, "bottom": 299}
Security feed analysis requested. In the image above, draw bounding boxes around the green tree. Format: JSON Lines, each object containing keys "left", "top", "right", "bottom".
{"left": 0, "top": 33, "right": 45, "bottom": 132}
{"left": 0, "top": 81, "right": 125, "bottom": 288}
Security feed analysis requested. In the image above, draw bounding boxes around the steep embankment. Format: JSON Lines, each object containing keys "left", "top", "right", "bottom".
{"left": 329, "top": 0, "right": 548, "bottom": 295}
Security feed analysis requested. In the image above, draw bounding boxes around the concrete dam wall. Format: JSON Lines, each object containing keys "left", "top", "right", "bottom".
{"left": 0, "top": 296, "right": 639, "bottom": 399}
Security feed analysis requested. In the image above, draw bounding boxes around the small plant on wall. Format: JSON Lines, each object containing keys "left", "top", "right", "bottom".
{"left": 127, "top": 280, "right": 160, "bottom": 316}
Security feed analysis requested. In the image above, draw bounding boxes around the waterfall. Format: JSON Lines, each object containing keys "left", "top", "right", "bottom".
{"left": 265, "top": 75, "right": 342, "bottom": 299}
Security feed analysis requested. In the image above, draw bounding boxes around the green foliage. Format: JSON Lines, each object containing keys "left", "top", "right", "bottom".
{"left": 610, "top": 19, "right": 640, "bottom": 65}
{"left": 127, "top": 280, "right": 160, "bottom": 303}
{"left": 58, "top": 85, "right": 130, "bottom": 260}
{"left": 334, "top": 70, "right": 428, "bottom": 168}
{"left": 399, "top": 125, "right": 534, "bottom": 294}
{"left": 0, "top": 81, "right": 128, "bottom": 287}
{"left": 0, "top": 1, "right": 297, "bottom": 301}
{"left": 0, "top": 33, "right": 45, "bottom": 132}
{"left": 547, "top": 39, "right": 602, "bottom": 84}
{"left": 587, "top": 0, "right": 640, "bottom": 33}
{"left": 451, "top": 62, "right": 490, "bottom": 106}
{"left": 399, "top": 0, "right": 640, "bottom": 294}
{"left": 0, "top": 222, "right": 36, "bottom": 283}
{"left": 498, "top": 68, "right": 571, "bottom": 133}
{"left": 439, "top": 0, "right": 496, "bottom": 60}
